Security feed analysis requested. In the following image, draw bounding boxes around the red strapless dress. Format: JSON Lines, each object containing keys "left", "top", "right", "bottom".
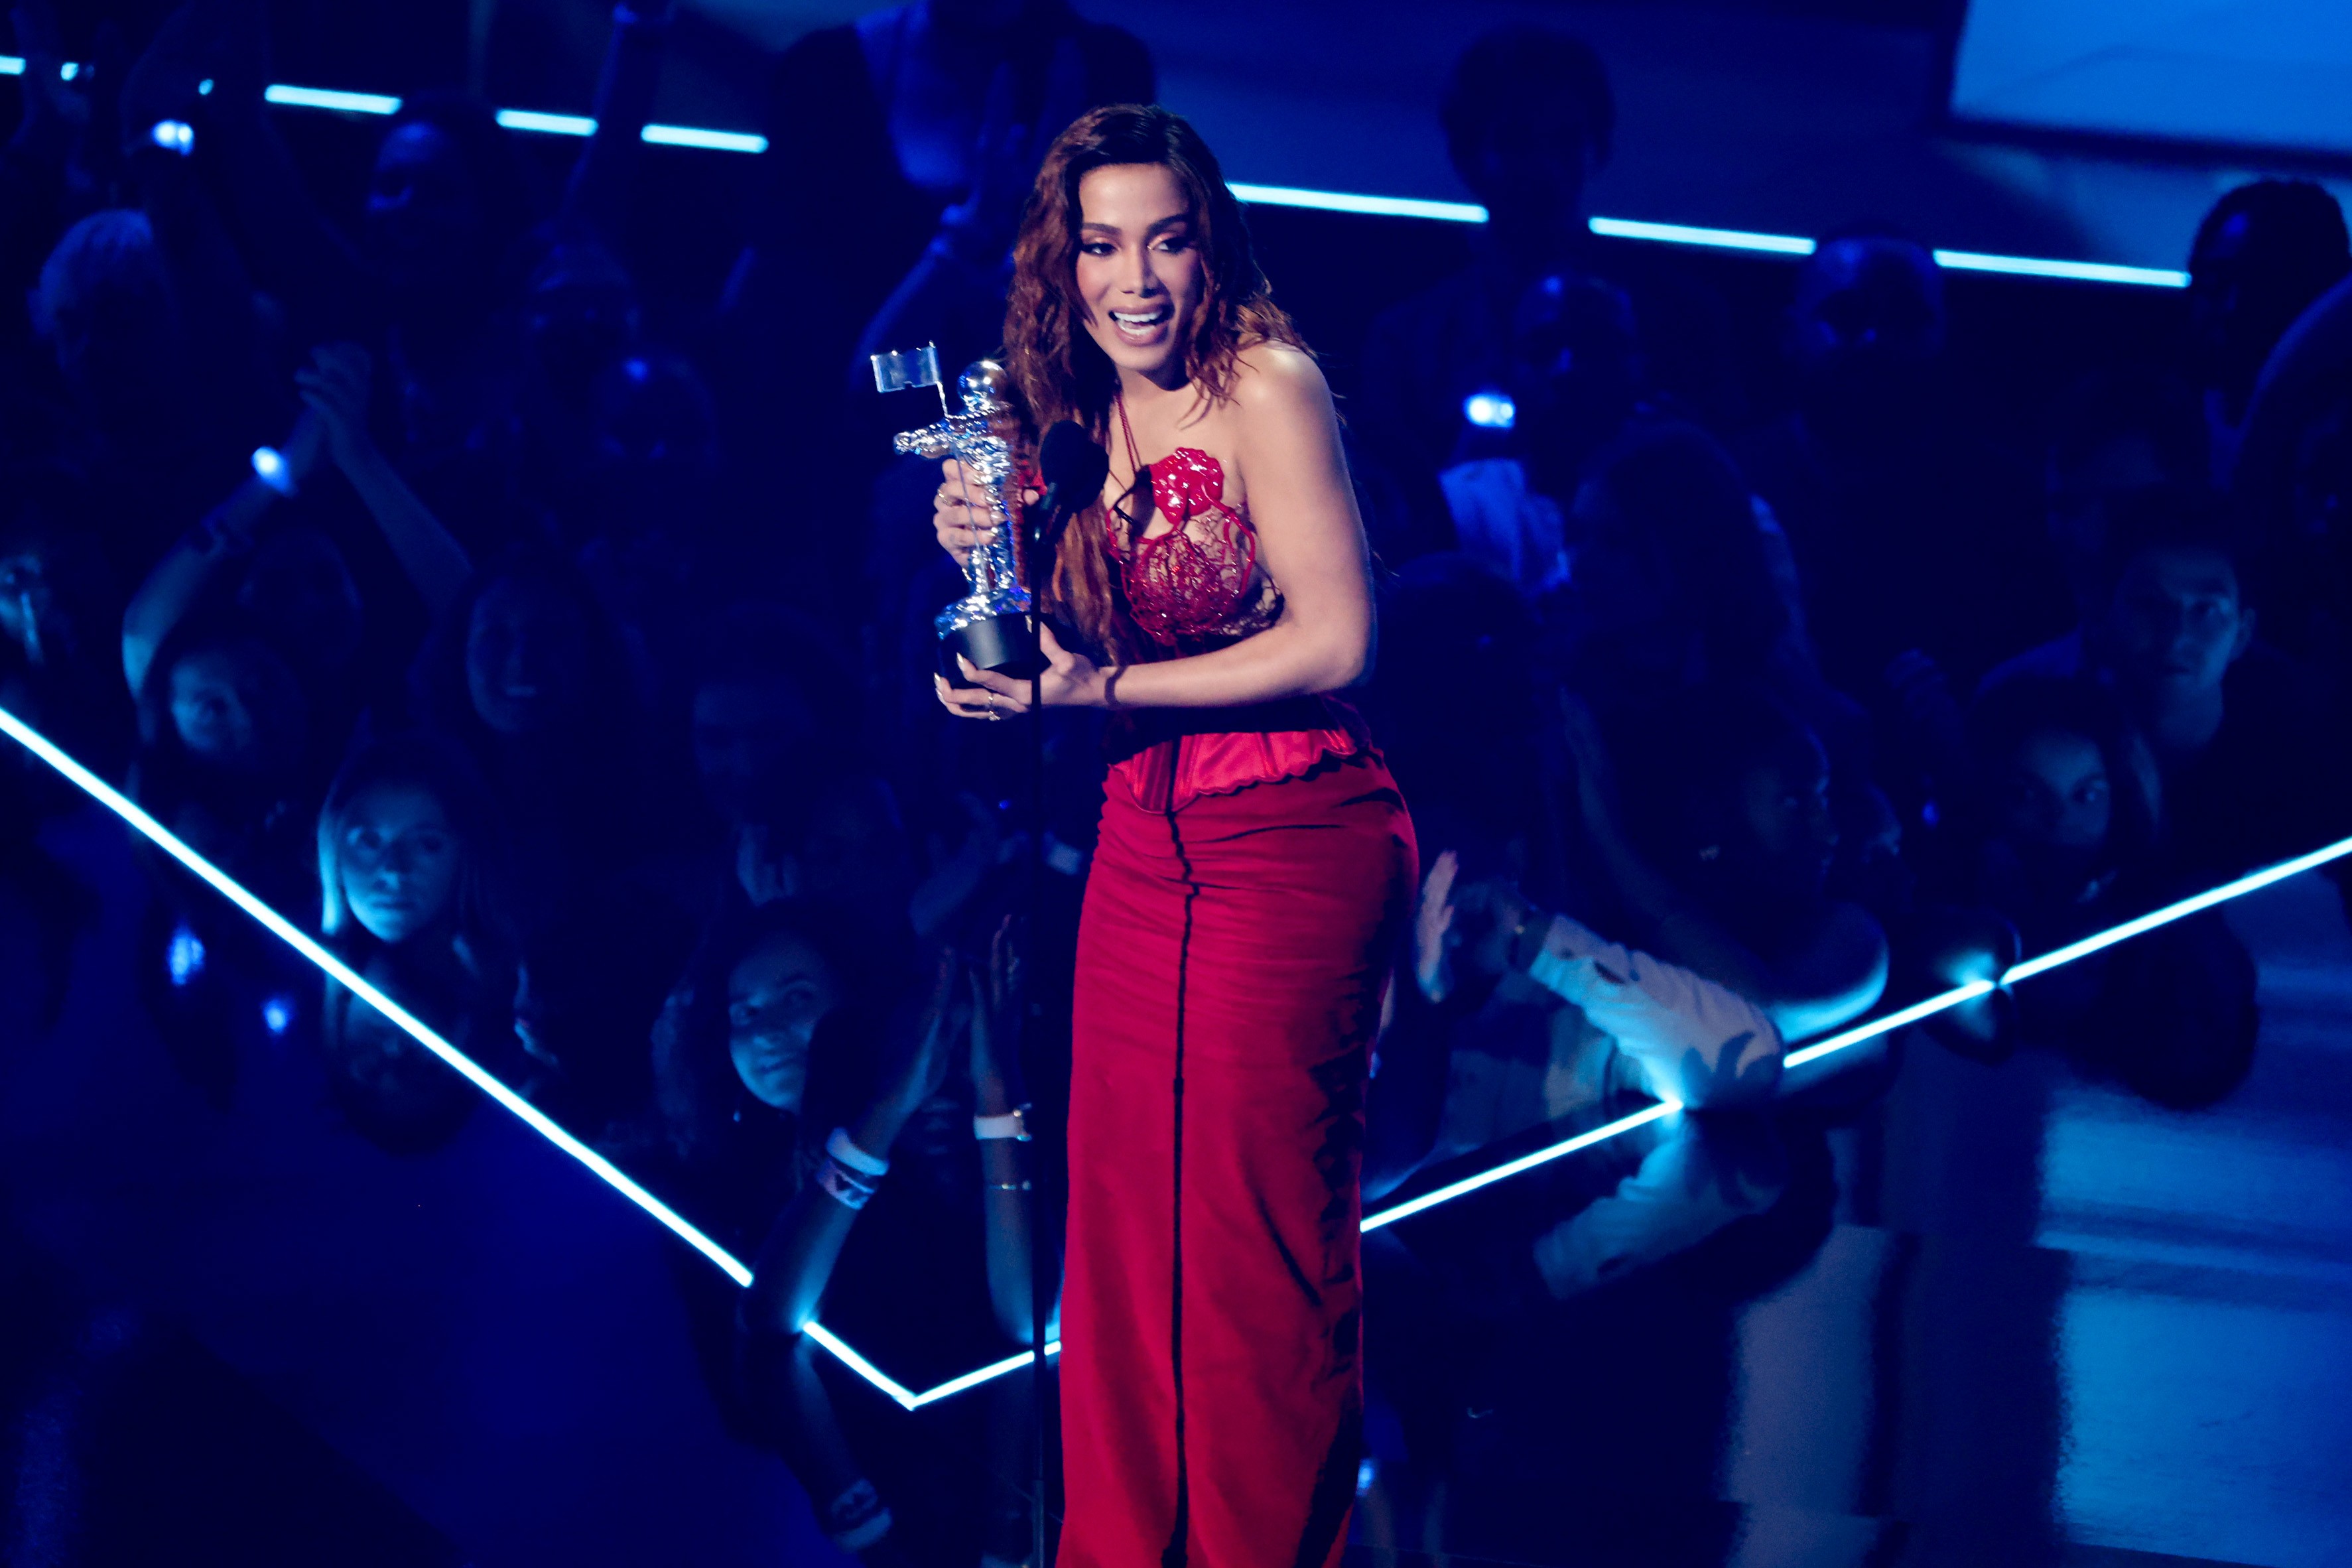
{"left": 1060, "top": 434, "right": 1417, "bottom": 1567}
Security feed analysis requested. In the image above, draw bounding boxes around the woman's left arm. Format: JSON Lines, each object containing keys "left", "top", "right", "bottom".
{"left": 954, "top": 347, "right": 1373, "bottom": 712}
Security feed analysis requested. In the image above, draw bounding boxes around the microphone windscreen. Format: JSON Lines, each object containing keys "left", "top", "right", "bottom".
{"left": 1039, "top": 420, "right": 1112, "bottom": 497}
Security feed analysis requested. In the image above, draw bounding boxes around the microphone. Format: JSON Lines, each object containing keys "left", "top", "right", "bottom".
{"left": 1033, "top": 420, "right": 1112, "bottom": 559}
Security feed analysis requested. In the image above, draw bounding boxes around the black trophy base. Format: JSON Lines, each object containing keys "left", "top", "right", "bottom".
{"left": 940, "top": 613, "right": 1045, "bottom": 685}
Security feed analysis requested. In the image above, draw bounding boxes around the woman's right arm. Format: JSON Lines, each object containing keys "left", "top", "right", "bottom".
{"left": 296, "top": 342, "right": 475, "bottom": 617}
{"left": 740, "top": 968, "right": 960, "bottom": 1337}
{"left": 121, "top": 409, "right": 326, "bottom": 695}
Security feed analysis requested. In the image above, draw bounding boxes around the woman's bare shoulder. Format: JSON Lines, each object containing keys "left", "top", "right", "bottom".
{"left": 1228, "top": 340, "right": 1332, "bottom": 415}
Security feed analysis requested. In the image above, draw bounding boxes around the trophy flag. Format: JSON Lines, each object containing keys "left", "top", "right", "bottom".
{"left": 871, "top": 344, "right": 947, "bottom": 415}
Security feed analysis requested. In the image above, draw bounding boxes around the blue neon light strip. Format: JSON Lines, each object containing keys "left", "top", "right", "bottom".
{"left": 1780, "top": 979, "right": 1997, "bottom": 1070}
{"left": 1360, "top": 1099, "right": 1685, "bottom": 1232}
{"left": 264, "top": 83, "right": 402, "bottom": 115}
{"left": 1589, "top": 214, "right": 1818, "bottom": 256}
{"left": 2004, "top": 834, "right": 2352, "bottom": 983}
{"left": 0, "top": 57, "right": 2184, "bottom": 287}
{"left": 1228, "top": 181, "right": 1487, "bottom": 224}
{"left": 6, "top": 697, "right": 2347, "bottom": 1406}
{"left": 1931, "top": 247, "right": 2188, "bottom": 289}
{"left": 0, "top": 704, "right": 755, "bottom": 1289}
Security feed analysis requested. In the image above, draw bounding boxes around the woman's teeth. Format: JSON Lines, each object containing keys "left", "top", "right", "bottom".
{"left": 1110, "top": 308, "right": 1170, "bottom": 341}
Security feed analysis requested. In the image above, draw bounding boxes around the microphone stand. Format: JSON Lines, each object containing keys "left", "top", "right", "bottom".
{"left": 1021, "top": 481, "right": 1062, "bottom": 1568}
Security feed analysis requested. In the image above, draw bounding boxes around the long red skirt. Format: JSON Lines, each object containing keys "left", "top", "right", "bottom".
{"left": 1060, "top": 752, "right": 1416, "bottom": 1567}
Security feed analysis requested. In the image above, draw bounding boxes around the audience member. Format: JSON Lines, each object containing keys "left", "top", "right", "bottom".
{"left": 1358, "top": 27, "right": 1616, "bottom": 537}
{"left": 2187, "top": 180, "right": 2351, "bottom": 484}
{"left": 4, "top": 5, "right": 2346, "bottom": 1550}
{"left": 1740, "top": 234, "right": 2068, "bottom": 704}
{"left": 316, "top": 732, "right": 521, "bottom": 1150}
{"left": 1959, "top": 675, "right": 2256, "bottom": 1106}
{"left": 650, "top": 901, "right": 1036, "bottom": 1565}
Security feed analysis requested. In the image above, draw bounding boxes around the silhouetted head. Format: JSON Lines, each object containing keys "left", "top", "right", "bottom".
{"left": 1790, "top": 233, "right": 1945, "bottom": 379}
{"left": 2189, "top": 180, "right": 2351, "bottom": 418}
{"left": 2044, "top": 371, "right": 2207, "bottom": 616}
{"left": 1612, "top": 686, "right": 1840, "bottom": 921}
{"left": 31, "top": 210, "right": 190, "bottom": 436}
{"left": 689, "top": 604, "right": 849, "bottom": 828}
{"left": 525, "top": 239, "right": 641, "bottom": 405}
{"left": 1442, "top": 27, "right": 1612, "bottom": 253}
{"left": 365, "top": 95, "right": 539, "bottom": 307}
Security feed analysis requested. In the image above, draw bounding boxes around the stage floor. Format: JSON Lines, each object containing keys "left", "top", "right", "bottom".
{"left": 4, "top": 793, "right": 2347, "bottom": 1566}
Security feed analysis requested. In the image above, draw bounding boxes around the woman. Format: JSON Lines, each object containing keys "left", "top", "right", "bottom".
{"left": 655, "top": 902, "right": 1037, "bottom": 1564}
{"left": 316, "top": 733, "right": 521, "bottom": 1151}
{"left": 932, "top": 105, "right": 1416, "bottom": 1566}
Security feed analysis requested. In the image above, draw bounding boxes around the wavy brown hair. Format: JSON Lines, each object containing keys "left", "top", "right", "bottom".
{"left": 1003, "top": 103, "right": 1303, "bottom": 659}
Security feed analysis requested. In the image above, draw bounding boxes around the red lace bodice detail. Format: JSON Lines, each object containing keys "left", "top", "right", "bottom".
{"left": 1110, "top": 403, "right": 1279, "bottom": 648}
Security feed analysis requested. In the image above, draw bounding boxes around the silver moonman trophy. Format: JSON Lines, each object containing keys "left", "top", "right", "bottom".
{"left": 872, "top": 346, "right": 1045, "bottom": 681}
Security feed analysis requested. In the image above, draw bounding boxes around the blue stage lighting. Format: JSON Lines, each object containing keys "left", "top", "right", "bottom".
{"left": 1229, "top": 182, "right": 1487, "bottom": 223}
{"left": 1362, "top": 1100, "right": 1686, "bottom": 1232}
{"left": 1463, "top": 391, "right": 1517, "bottom": 430}
{"left": 166, "top": 925, "right": 206, "bottom": 986}
{"left": 1932, "top": 247, "right": 2188, "bottom": 289}
{"left": 0, "top": 56, "right": 22, "bottom": 76}
{"left": 639, "top": 123, "right": 767, "bottom": 154}
{"left": 2002, "top": 834, "right": 2352, "bottom": 983}
{"left": 263, "top": 84, "right": 401, "bottom": 115}
{"left": 1589, "top": 215, "right": 1818, "bottom": 256}
{"left": 149, "top": 119, "right": 194, "bottom": 155}
{"left": 0, "top": 704, "right": 757, "bottom": 1291}
{"left": 802, "top": 1323, "right": 923, "bottom": 1411}
{"left": 262, "top": 995, "right": 294, "bottom": 1035}
{"left": 250, "top": 446, "right": 295, "bottom": 497}
{"left": 495, "top": 109, "right": 595, "bottom": 137}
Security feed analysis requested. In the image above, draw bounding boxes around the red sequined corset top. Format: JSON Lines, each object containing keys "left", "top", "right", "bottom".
{"left": 1102, "top": 401, "right": 1366, "bottom": 812}
{"left": 1114, "top": 441, "right": 1281, "bottom": 649}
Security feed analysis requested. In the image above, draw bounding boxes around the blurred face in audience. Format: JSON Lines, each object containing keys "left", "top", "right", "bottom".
{"left": 727, "top": 931, "right": 842, "bottom": 1114}
{"left": 1789, "top": 238, "right": 1946, "bottom": 409}
{"left": 2101, "top": 545, "right": 2251, "bottom": 704}
{"left": 166, "top": 643, "right": 304, "bottom": 775}
{"left": 337, "top": 781, "right": 462, "bottom": 945}
{"left": 1075, "top": 164, "right": 1205, "bottom": 388}
{"left": 237, "top": 529, "right": 363, "bottom": 677}
{"left": 525, "top": 243, "right": 639, "bottom": 401}
{"left": 0, "top": 541, "right": 64, "bottom": 666}
{"left": 1729, "top": 730, "right": 1838, "bottom": 903}
{"left": 2046, "top": 434, "right": 2168, "bottom": 610}
{"left": 2189, "top": 208, "right": 2341, "bottom": 411}
{"left": 692, "top": 677, "right": 816, "bottom": 826}
{"left": 1996, "top": 728, "right": 2112, "bottom": 860}
{"left": 367, "top": 122, "right": 487, "bottom": 297}
{"left": 465, "top": 576, "right": 592, "bottom": 738}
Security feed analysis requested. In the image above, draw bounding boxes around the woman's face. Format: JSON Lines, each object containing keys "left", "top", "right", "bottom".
{"left": 1073, "top": 163, "right": 1205, "bottom": 386}
{"left": 465, "top": 576, "right": 591, "bottom": 737}
{"left": 1998, "top": 728, "right": 2112, "bottom": 856}
{"left": 726, "top": 931, "right": 841, "bottom": 1114}
{"left": 338, "top": 781, "right": 463, "bottom": 945}
{"left": 167, "top": 645, "right": 303, "bottom": 773}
